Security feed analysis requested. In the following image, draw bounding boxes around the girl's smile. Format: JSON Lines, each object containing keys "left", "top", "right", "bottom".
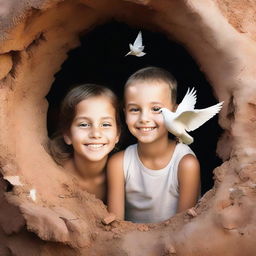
{"left": 64, "top": 96, "right": 119, "bottom": 162}
{"left": 85, "top": 143, "right": 106, "bottom": 150}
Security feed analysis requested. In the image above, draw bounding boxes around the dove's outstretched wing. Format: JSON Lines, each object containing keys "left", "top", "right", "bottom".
{"left": 176, "top": 101, "right": 224, "bottom": 132}
{"left": 176, "top": 88, "right": 197, "bottom": 114}
{"left": 133, "top": 31, "right": 143, "bottom": 49}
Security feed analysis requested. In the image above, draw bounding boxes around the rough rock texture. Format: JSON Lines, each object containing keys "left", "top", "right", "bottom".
{"left": 1, "top": 0, "right": 256, "bottom": 255}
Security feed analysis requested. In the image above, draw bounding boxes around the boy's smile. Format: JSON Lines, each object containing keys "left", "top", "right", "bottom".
{"left": 137, "top": 127, "right": 156, "bottom": 132}
{"left": 124, "top": 80, "right": 175, "bottom": 144}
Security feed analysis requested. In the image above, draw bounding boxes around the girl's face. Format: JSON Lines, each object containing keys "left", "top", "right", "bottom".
{"left": 124, "top": 80, "right": 175, "bottom": 144}
{"left": 64, "top": 95, "right": 119, "bottom": 162}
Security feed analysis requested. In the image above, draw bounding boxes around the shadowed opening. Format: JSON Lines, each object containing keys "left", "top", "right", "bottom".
{"left": 46, "top": 21, "right": 223, "bottom": 195}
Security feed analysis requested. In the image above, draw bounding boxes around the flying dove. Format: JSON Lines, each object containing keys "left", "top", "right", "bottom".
{"left": 125, "top": 31, "right": 146, "bottom": 57}
{"left": 160, "top": 88, "right": 223, "bottom": 145}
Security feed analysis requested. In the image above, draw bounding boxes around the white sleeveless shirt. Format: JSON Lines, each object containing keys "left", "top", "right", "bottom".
{"left": 123, "top": 142, "right": 195, "bottom": 223}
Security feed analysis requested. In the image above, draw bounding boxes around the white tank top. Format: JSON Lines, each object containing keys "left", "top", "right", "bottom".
{"left": 123, "top": 143, "right": 195, "bottom": 223}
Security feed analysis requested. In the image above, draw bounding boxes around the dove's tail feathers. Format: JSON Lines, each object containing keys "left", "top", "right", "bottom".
{"left": 185, "top": 101, "right": 224, "bottom": 132}
{"left": 125, "top": 51, "right": 132, "bottom": 57}
{"left": 137, "top": 52, "right": 146, "bottom": 57}
{"left": 178, "top": 132, "right": 194, "bottom": 145}
{"left": 176, "top": 87, "right": 197, "bottom": 114}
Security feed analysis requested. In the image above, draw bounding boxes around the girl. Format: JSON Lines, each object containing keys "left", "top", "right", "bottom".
{"left": 49, "top": 83, "right": 120, "bottom": 203}
{"left": 107, "top": 67, "right": 200, "bottom": 223}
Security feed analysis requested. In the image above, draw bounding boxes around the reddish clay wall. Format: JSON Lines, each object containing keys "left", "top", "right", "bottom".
{"left": 1, "top": 0, "right": 256, "bottom": 255}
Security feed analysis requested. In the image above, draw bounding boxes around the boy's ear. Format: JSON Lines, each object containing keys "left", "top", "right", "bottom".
{"left": 173, "top": 104, "right": 178, "bottom": 111}
{"left": 63, "top": 133, "right": 72, "bottom": 145}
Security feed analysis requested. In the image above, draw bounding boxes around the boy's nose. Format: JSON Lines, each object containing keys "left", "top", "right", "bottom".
{"left": 139, "top": 111, "right": 150, "bottom": 123}
{"left": 89, "top": 127, "right": 102, "bottom": 139}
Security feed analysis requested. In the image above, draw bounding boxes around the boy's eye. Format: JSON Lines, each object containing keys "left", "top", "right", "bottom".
{"left": 152, "top": 106, "right": 161, "bottom": 112}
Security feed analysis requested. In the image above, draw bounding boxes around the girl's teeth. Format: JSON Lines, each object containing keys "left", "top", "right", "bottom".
{"left": 87, "top": 144, "right": 104, "bottom": 148}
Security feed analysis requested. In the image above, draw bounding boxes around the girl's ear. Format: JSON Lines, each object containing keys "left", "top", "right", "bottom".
{"left": 63, "top": 133, "right": 72, "bottom": 145}
{"left": 115, "top": 134, "right": 120, "bottom": 144}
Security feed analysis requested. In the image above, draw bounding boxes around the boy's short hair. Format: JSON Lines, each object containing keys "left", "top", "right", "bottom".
{"left": 124, "top": 66, "right": 177, "bottom": 104}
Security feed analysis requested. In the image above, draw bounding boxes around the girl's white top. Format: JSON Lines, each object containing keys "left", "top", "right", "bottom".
{"left": 124, "top": 142, "right": 195, "bottom": 223}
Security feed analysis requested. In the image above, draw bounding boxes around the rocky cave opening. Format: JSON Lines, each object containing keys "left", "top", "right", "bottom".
{"left": 2, "top": 0, "right": 256, "bottom": 254}
{"left": 46, "top": 21, "right": 223, "bottom": 195}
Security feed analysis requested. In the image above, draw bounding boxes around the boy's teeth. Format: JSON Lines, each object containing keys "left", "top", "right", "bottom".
{"left": 140, "top": 127, "right": 154, "bottom": 131}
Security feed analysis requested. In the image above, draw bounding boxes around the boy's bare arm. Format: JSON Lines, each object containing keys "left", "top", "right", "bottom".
{"left": 107, "top": 151, "right": 125, "bottom": 220}
{"left": 177, "top": 154, "right": 201, "bottom": 213}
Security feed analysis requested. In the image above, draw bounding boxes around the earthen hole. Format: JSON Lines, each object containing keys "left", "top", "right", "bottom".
{"left": 47, "top": 21, "right": 223, "bottom": 198}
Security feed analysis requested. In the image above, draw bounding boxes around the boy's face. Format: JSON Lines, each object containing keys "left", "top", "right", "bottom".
{"left": 124, "top": 80, "right": 175, "bottom": 144}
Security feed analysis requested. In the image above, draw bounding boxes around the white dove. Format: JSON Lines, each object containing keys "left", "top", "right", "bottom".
{"left": 125, "top": 31, "right": 146, "bottom": 57}
{"left": 160, "top": 88, "right": 224, "bottom": 145}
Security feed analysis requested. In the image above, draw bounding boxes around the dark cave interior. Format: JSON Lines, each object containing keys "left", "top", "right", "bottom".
{"left": 46, "top": 21, "right": 223, "bottom": 195}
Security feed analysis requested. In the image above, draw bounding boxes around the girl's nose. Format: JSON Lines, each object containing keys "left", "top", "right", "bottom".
{"left": 89, "top": 127, "right": 102, "bottom": 139}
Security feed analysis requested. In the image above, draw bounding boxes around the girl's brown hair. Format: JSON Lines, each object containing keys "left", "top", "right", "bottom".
{"left": 48, "top": 83, "right": 120, "bottom": 165}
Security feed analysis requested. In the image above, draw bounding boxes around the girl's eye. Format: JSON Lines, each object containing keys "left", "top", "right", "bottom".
{"left": 78, "top": 123, "right": 90, "bottom": 127}
{"left": 152, "top": 106, "right": 161, "bottom": 112}
{"left": 102, "top": 122, "right": 112, "bottom": 127}
{"left": 129, "top": 107, "right": 139, "bottom": 112}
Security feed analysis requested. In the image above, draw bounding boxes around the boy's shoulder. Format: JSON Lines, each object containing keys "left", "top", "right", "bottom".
{"left": 175, "top": 142, "right": 196, "bottom": 156}
{"left": 176, "top": 141, "right": 192, "bottom": 150}
{"left": 112, "top": 150, "right": 125, "bottom": 158}
{"left": 178, "top": 148, "right": 199, "bottom": 171}
{"left": 108, "top": 144, "right": 137, "bottom": 164}
{"left": 174, "top": 142, "right": 198, "bottom": 165}
{"left": 109, "top": 150, "right": 125, "bottom": 163}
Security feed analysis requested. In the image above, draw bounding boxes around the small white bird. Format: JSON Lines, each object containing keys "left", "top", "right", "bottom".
{"left": 160, "top": 88, "right": 223, "bottom": 145}
{"left": 125, "top": 31, "right": 146, "bottom": 57}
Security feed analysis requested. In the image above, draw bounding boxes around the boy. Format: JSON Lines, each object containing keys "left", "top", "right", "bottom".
{"left": 107, "top": 67, "right": 200, "bottom": 223}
